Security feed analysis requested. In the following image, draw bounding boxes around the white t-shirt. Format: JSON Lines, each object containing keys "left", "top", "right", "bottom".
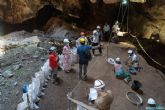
{"left": 92, "top": 34, "right": 99, "bottom": 43}
{"left": 129, "top": 53, "right": 138, "bottom": 62}
{"left": 103, "top": 24, "right": 110, "bottom": 32}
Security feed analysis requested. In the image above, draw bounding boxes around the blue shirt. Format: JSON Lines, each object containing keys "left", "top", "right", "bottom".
{"left": 77, "top": 45, "right": 91, "bottom": 64}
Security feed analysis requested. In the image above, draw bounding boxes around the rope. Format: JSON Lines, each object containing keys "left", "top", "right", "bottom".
{"left": 120, "top": 4, "right": 128, "bottom": 31}
{"left": 126, "top": 3, "right": 129, "bottom": 32}
{"left": 130, "top": 34, "right": 165, "bottom": 69}
{"left": 117, "top": 3, "right": 122, "bottom": 21}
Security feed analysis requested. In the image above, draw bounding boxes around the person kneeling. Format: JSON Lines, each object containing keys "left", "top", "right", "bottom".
{"left": 113, "top": 57, "right": 131, "bottom": 83}
{"left": 88, "top": 80, "right": 114, "bottom": 110}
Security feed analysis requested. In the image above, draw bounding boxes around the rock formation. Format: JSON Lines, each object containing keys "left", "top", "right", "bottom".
{"left": 0, "top": 0, "right": 165, "bottom": 42}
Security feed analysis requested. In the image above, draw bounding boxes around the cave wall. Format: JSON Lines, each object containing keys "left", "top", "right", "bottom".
{"left": 0, "top": 0, "right": 165, "bottom": 43}
{"left": 129, "top": 0, "right": 165, "bottom": 43}
{"left": 0, "top": 0, "right": 82, "bottom": 24}
{"left": 0, "top": 0, "right": 44, "bottom": 23}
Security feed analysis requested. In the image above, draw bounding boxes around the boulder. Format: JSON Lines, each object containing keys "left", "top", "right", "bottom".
{"left": 2, "top": 70, "right": 14, "bottom": 78}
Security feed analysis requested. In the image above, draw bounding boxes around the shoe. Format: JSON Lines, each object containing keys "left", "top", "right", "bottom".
{"left": 82, "top": 75, "right": 87, "bottom": 81}
{"left": 54, "top": 81, "right": 59, "bottom": 85}
{"left": 123, "top": 78, "right": 131, "bottom": 84}
{"left": 65, "top": 70, "right": 70, "bottom": 73}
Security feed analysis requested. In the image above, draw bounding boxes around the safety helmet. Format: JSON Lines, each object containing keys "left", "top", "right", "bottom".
{"left": 96, "top": 25, "right": 101, "bottom": 29}
{"left": 94, "top": 80, "right": 105, "bottom": 89}
{"left": 79, "top": 37, "right": 85, "bottom": 43}
{"left": 128, "top": 49, "right": 133, "bottom": 54}
{"left": 49, "top": 46, "right": 56, "bottom": 51}
{"left": 115, "top": 57, "right": 120, "bottom": 62}
{"left": 63, "top": 38, "right": 70, "bottom": 43}
{"left": 93, "top": 30, "right": 97, "bottom": 34}
{"left": 80, "top": 32, "right": 85, "bottom": 36}
{"left": 147, "top": 98, "right": 156, "bottom": 105}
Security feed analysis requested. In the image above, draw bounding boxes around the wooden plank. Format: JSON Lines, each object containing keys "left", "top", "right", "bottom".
{"left": 130, "top": 0, "right": 146, "bottom": 3}
{"left": 67, "top": 96, "right": 99, "bottom": 110}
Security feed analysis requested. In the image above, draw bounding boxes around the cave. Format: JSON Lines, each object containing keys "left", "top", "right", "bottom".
{"left": 36, "top": 4, "right": 62, "bottom": 27}
{"left": 1, "top": 1, "right": 165, "bottom": 110}
{"left": 0, "top": 4, "right": 62, "bottom": 35}
{"left": 0, "top": 1, "right": 165, "bottom": 73}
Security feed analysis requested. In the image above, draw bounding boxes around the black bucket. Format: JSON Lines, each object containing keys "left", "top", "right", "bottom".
{"left": 131, "top": 80, "right": 142, "bottom": 91}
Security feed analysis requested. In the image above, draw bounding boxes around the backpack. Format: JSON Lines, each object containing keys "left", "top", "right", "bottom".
{"left": 85, "top": 50, "right": 92, "bottom": 61}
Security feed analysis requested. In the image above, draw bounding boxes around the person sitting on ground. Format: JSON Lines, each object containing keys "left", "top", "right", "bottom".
{"left": 91, "top": 30, "right": 102, "bottom": 56}
{"left": 113, "top": 57, "right": 131, "bottom": 83}
{"left": 125, "top": 49, "right": 140, "bottom": 74}
{"left": 77, "top": 38, "right": 92, "bottom": 80}
{"left": 49, "top": 46, "right": 59, "bottom": 84}
{"left": 88, "top": 79, "right": 114, "bottom": 110}
{"left": 146, "top": 98, "right": 165, "bottom": 110}
{"left": 76, "top": 32, "right": 89, "bottom": 48}
{"left": 62, "top": 38, "right": 72, "bottom": 73}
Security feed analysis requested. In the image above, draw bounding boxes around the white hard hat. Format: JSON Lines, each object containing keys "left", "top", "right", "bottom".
{"left": 49, "top": 46, "right": 56, "bottom": 51}
{"left": 63, "top": 38, "right": 70, "bottom": 43}
{"left": 128, "top": 49, "right": 133, "bottom": 54}
{"left": 94, "top": 80, "right": 105, "bottom": 89}
{"left": 96, "top": 25, "right": 101, "bottom": 29}
{"left": 115, "top": 57, "right": 120, "bottom": 62}
{"left": 147, "top": 98, "right": 156, "bottom": 105}
{"left": 93, "top": 30, "right": 97, "bottom": 34}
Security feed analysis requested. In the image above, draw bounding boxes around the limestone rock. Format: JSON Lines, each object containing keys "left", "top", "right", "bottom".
{"left": 2, "top": 70, "right": 14, "bottom": 78}
{"left": 13, "top": 64, "right": 22, "bottom": 71}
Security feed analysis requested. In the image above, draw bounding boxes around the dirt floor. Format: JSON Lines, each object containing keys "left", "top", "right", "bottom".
{"left": 38, "top": 42, "right": 165, "bottom": 110}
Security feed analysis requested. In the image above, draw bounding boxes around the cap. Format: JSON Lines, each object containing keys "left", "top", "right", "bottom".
{"left": 115, "top": 57, "right": 120, "bottom": 62}
{"left": 147, "top": 98, "right": 156, "bottom": 105}
{"left": 94, "top": 80, "right": 105, "bottom": 89}
{"left": 128, "top": 49, "right": 133, "bottom": 54}
{"left": 63, "top": 38, "right": 70, "bottom": 43}
{"left": 80, "top": 32, "right": 85, "bottom": 36}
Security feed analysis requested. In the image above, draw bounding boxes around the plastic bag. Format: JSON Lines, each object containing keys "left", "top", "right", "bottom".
{"left": 28, "top": 84, "right": 39, "bottom": 109}
{"left": 41, "top": 59, "right": 51, "bottom": 78}
{"left": 71, "top": 47, "right": 78, "bottom": 64}
{"left": 32, "top": 78, "right": 40, "bottom": 101}
{"left": 17, "top": 93, "right": 29, "bottom": 110}
{"left": 58, "top": 54, "right": 64, "bottom": 70}
{"left": 35, "top": 71, "right": 45, "bottom": 86}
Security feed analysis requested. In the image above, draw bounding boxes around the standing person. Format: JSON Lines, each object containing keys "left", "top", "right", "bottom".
{"left": 49, "top": 46, "right": 59, "bottom": 84}
{"left": 103, "top": 23, "right": 110, "bottom": 41}
{"left": 76, "top": 32, "right": 88, "bottom": 48}
{"left": 62, "top": 38, "right": 72, "bottom": 73}
{"left": 91, "top": 30, "right": 102, "bottom": 56}
{"left": 77, "top": 38, "right": 92, "bottom": 80}
{"left": 96, "top": 25, "right": 103, "bottom": 42}
{"left": 111, "top": 21, "right": 120, "bottom": 43}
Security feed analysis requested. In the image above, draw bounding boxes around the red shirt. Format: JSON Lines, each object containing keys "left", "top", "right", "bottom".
{"left": 49, "top": 53, "right": 58, "bottom": 70}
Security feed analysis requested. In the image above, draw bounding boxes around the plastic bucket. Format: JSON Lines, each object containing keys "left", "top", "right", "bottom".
{"left": 131, "top": 80, "right": 142, "bottom": 91}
